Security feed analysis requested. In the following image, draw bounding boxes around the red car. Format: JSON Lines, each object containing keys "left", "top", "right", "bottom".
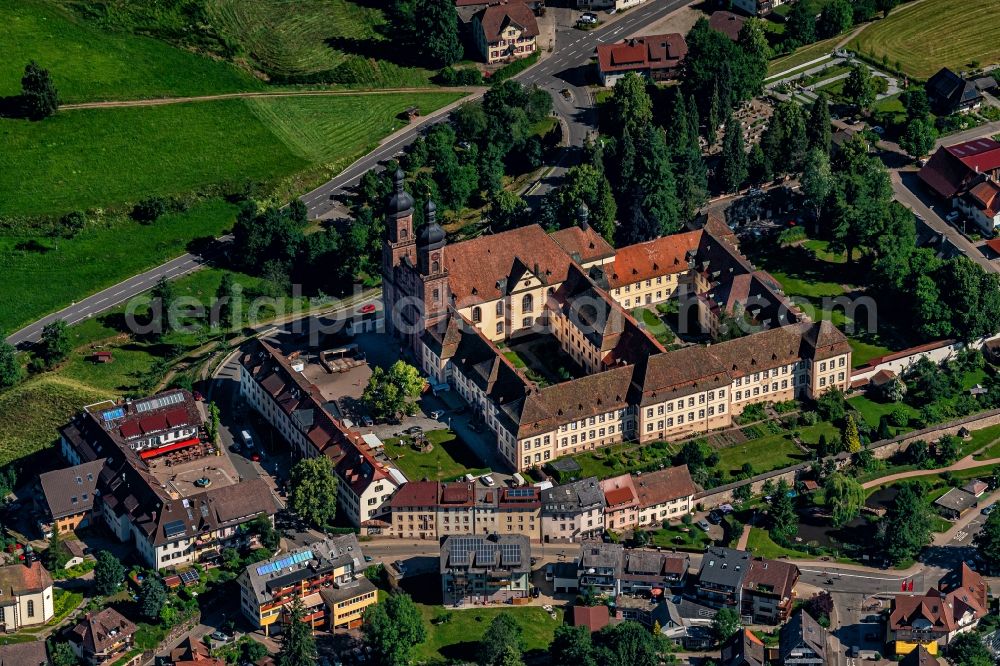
{"left": 359, "top": 303, "right": 376, "bottom": 314}
{"left": 192, "top": 390, "right": 204, "bottom": 401}
{"left": 251, "top": 453, "right": 261, "bottom": 462}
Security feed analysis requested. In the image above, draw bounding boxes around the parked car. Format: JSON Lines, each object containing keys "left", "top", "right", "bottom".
{"left": 405, "top": 425, "right": 423, "bottom": 435}
{"left": 364, "top": 555, "right": 373, "bottom": 562}
{"left": 871, "top": 125, "right": 885, "bottom": 136}
{"left": 697, "top": 519, "right": 711, "bottom": 532}
{"left": 430, "top": 410, "right": 444, "bottom": 419}
{"left": 707, "top": 510, "right": 723, "bottom": 525}
{"left": 946, "top": 211, "right": 960, "bottom": 222}
{"left": 982, "top": 504, "right": 995, "bottom": 515}
{"left": 863, "top": 614, "right": 881, "bottom": 624}
{"left": 482, "top": 475, "right": 496, "bottom": 487}
{"left": 192, "top": 390, "right": 204, "bottom": 401}
{"left": 579, "top": 12, "right": 598, "bottom": 24}
{"left": 361, "top": 415, "right": 374, "bottom": 427}
{"left": 210, "top": 631, "right": 229, "bottom": 643}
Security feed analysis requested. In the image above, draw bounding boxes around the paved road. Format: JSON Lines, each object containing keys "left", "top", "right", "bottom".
{"left": 891, "top": 170, "right": 998, "bottom": 273}
{"left": 5, "top": 238, "right": 228, "bottom": 349}
{"left": 5, "top": 1, "right": 689, "bottom": 350}
{"left": 300, "top": 0, "right": 692, "bottom": 218}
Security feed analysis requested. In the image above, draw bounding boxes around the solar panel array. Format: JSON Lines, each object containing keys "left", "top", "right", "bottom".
{"left": 163, "top": 520, "right": 186, "bottom": 538}
{"left": 448, "top": 538, "right": 521, "bottom": 567}
{"left": 134, "top": 392, "right": 185, "bottom": 414}
{"left": 179, "top": 569, "right": 200, "bottom": 585}
{"left": 506, "top": 488, "right": 534, "bottom": 498}
{"left": 102, "top": 407, "right": 125, "bottom": 422}
{"left": 256, "top": 549, "right": 313, "bottom": 576}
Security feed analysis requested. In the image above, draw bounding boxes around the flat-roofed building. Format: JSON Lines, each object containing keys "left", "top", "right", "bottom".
{"left": 441, "top": 534, "right": 531, "bottom": 605}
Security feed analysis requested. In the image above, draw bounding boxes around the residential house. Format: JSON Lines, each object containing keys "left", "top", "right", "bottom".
{"left": 634, "top": 465, "right": 697, "bottom": 527}
{"left": 709, "top": 11, "right": 746, "bottom": 41}
{"left": 169, "top": 636, "right": 224, "bottom": 666}
{"left": 918, "top": 137, "right": 1000, "bottom": 200}
{"left": 238, "top": 534, "right": 376, "bottom": 635}
{"left": 926, "top": 68, "right": 983, "bottom": 115}
{"left": 64, "top": 539, "right": 87, "bottom": 569}
{"left": 37, "top": 459, "right": 104, "bottom": 537}
{"left": 541, "top": 477, "right": 606, "bottom": 542}
{"left": 577, "top": 541, "right": 624, "bottom": 596}
{"left": 962, "top": 480, "right": 988, "bottom": 498}
{"left": 0, "top": 562, "right": 54, "bottom": 631}
{"left": 440, "top": 534, "right": 531, "bottom": 605}
{"left": 779, "top": 611, "right": 830, "bottom": 666}
{"left": 620, "top": 550, "right": 689, "bottom": 594}
{"left": 696, "top": 547, "right": 750, "bottom": 611}
{"left": 596, "top": 34, "right": 688, "bottom": 87}
{"left": 888, "top": 564, "right": 989, "bottom": 654}
{"left": 934, "top": 487, "right": 978, "bottom": 520}
{"left": 955, "top": 179, "right": 1000, "bottom": 234}
{"left": 572, "top": 604, "right": 610, "bottom": 633}
{"left": 0, "top": 642, "right": 49, "bottom": 666}
{"left": 731, "top": 0, "right": 786, "bottom": 16}
{"left": 472, "top": 1, "right": 539, "bottom": 65}
{"left": 600, "top": 474, "right": 639, "bottom": 531}
{"left": 386, "top": 481, "right": 541, "bottom": 540}
{"left": 67, "top": 608, "right": 137, "bottom": 666}
{"left": 722, "top": 628, "right": 766, "bottom": 666}
{"left": 741, "top": 557, "right": 799, "bottom": 624}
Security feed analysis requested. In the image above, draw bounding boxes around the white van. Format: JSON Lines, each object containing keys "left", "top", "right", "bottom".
{"left": 241, "top": 430, "right": 254, "bottom": 451}
{"left": 464, "top": 473, "right": 476, "bottom": 483}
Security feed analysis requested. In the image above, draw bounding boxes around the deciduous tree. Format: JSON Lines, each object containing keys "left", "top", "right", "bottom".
{"left": 712, "top": 608, "right": 741, "bottom": 643}
{"left": 769, "top": 480, "right": 797, "bottom": 544}
{"left": 878, "top": 482, "right": 932, "bottom": 564}
{"left": 0, "top": 342, "right": 22, "bottom": 389}
{"left": 899, "top": 118, "right": 937, "bottom": 158}
{"left": 363, "top": 361, "right": 425, "bottom": 421}
{"left": 363, "top": 592, "right": 427, "bottom": 666}
{"left": 38, "top": 320, "right": 70, "bottom": 368}
{"left": 786, "top": 1, "right": 817, "bottom": 45}
{"left": 288, "top": 457, "right": 338, "bottom": 531}
{"left": 719, "top": 114, "right": 748, "bottom": 193}
{"left": 21, "top": 61, "right": 59, "bottom": 119}
{"left": 550, "top": 624, "right": 597, "bottom": 666}
{"left": 844, "top": 64, "right": 876, "bottom": 113}
{"left": 974, "top": 509, "right": 1000, "bottom": 574}
{"left": 818, "top": 0, "right": 853, "bottom": 38}
{"left": 94, "top": 550, "right": 126, "bottom": 596}
{"left": 823, "top": 473, "right": 865, "bottom": 526}
{"left": 481, "top": 614, "right": 524, "bottom": 666}
{"left": 139, "top": 576, "right": 167, "bottom": 621}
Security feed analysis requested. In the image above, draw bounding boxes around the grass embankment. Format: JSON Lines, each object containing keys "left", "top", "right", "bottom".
{"left": 0, "top": 375, "right": 112, "bottom": 467}
{"left": 206, "top": 0, "right": 438, "bottom": 86}
{"left": 852, "top": 0, "right": 1000, "bottom": 78}
{"left": 766, "top": 36, "right": 842, "bottom": 77}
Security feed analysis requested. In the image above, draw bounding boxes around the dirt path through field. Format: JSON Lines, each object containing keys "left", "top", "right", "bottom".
{"left": 59, "top": 86, "right": 486, "bottom": 110}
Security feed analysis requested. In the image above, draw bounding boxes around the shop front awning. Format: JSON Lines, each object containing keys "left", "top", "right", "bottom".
{"left": 139, "top": 437, "right": 201, "bottom": 459}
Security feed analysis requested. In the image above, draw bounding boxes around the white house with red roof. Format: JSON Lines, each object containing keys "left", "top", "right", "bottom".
{"left": 471, "top": 1, "right": 539, "bottom": 64}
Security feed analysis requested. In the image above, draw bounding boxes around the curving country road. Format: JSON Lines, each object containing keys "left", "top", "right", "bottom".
{"left": 5, "top": 0, "right": 691, "bottom": 349}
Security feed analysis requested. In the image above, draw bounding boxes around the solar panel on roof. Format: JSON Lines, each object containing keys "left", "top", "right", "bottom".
{"left": 102, "top": 407, "right": 125, "bottom": 422}
{"left": 163, "top": 520, "right": 186, "bottom": 538}
{"left": 507, "top": 488, "right": 534, "bottom": 498}
{"left": 179, "top": 569, "right": 200, "bottom": 585}
{"left": 134, "top": 392, "right": 185, "bottom": 414}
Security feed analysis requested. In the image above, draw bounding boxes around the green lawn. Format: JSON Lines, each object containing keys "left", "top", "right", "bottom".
{"left": 746, "top": 527, "right": 814, "bottom": 559}
{"left": 714, "top": 433, "right": 805, "bottom": 478}
{"left": 3, "top": 0, "right": 262, "bottom": 103}
{"left": 650, "top": 523, "right": 713, "bottom": 550}
{"left": 206, "top": 0, "right": 437, "bottom": 86}
{"left": 852, "top": 0, "right": 1000, "bottom": 78}
{"left": 632, "top": 307, "right": 675, "bottom": 345}
{"left": 767, "top": 36, "right": 842, "bottom": 77}
{"left": 413, "top": 606, "right": 562, "bottom": 663}
{"left": 2, "top": 92, "right": 463, "bottom": 217}
{"left": 847, "top": 395, "right": 917, "bottom": 432}
{"left": 0, "top": 375, "right": 112, "bottom": 467}
{"left": 384, "top": 430, "right": 490, "bottom": 481}
{"left": 0, "top": 199, "right": 238, "bottom": 333}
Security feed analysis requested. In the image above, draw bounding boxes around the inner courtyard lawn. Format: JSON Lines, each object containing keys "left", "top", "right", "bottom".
{"left": 383, "top": 430, "right": 490, "bottom": 481}
{"left": 852, "top": 0, "right": 1000, "bottom": 78}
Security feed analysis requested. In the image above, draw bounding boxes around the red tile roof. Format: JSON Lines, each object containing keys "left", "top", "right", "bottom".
{"left": 709, "top": 11, "right": 746, "bottom": 41}
{"left": 919, "top": 138, "right": 1000, "bottom": 198}
{"left": 606, "top": 229, "right": 702, "bottom": 287}
{"left": 597, "top": 34, "right": 688, "bottom": 75}
{"left": 634, "top": 465, "right": 697, "bottom": 507}
{"left": 550, "top": 225, "right": 615, "bottom": 264}
{"left": 600, "top": 474, "right": 638, "bottom": 509}
{"left": 474, "top": 1, "right": 539, "bottom": 43}
{"left": 573, "top": 604, "right": 610, "bottom": 632}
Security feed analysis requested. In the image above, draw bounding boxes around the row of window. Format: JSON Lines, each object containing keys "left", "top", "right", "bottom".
{"left": 819, "top": 357, "right": 847, "bottom": 372}
{"left": 645, "top": 404, "right": 726, "bottom": 431}
{"left": 559, "top": 410, "right": 628, "bottom": 432}
{"left": 819, "top": 372, "right": 846, "bottom": 387}
{"left": 560, "top": 423, "right": 620, "bottom": 448}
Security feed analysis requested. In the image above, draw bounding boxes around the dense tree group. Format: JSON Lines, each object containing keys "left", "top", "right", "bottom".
{"left": 386, "top": 0, "right": 463, "bottom": 67}
{"left": 363, "top": 360, "right": 424, "bottom": 421}
{"left": 550, "top": 620, "right": 667, "bottom": 666}
{"left": 877, "top": 482, "right": 932, "bottom": 564}
{"left": 288, "top": 456, "right": 339, "bottom": 531}
{"left": 363, "top": 592, "right": 426, "bottom": 666}
{"left": 21, "top": 61, "right": 59, "bottom": 119}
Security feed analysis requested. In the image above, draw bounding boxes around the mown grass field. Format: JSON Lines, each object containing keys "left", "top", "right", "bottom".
{"left": 206, "top": 0, "right": 437, "bottom": 87}
{"left": 3, "top": 92, "right": 462, "bottom": 217}
{"left": 852, "top": 0, "right": 1000, "bottom": 78}
{"left": 3, "top": 0, "right": 262, "bottom": 103}
{"left": 0, "top": 375, "right": 112, "bottom": 467}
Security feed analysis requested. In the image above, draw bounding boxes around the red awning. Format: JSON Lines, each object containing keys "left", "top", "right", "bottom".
{"left": 139, "top": 437, "right": 201, "bottom": 459}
